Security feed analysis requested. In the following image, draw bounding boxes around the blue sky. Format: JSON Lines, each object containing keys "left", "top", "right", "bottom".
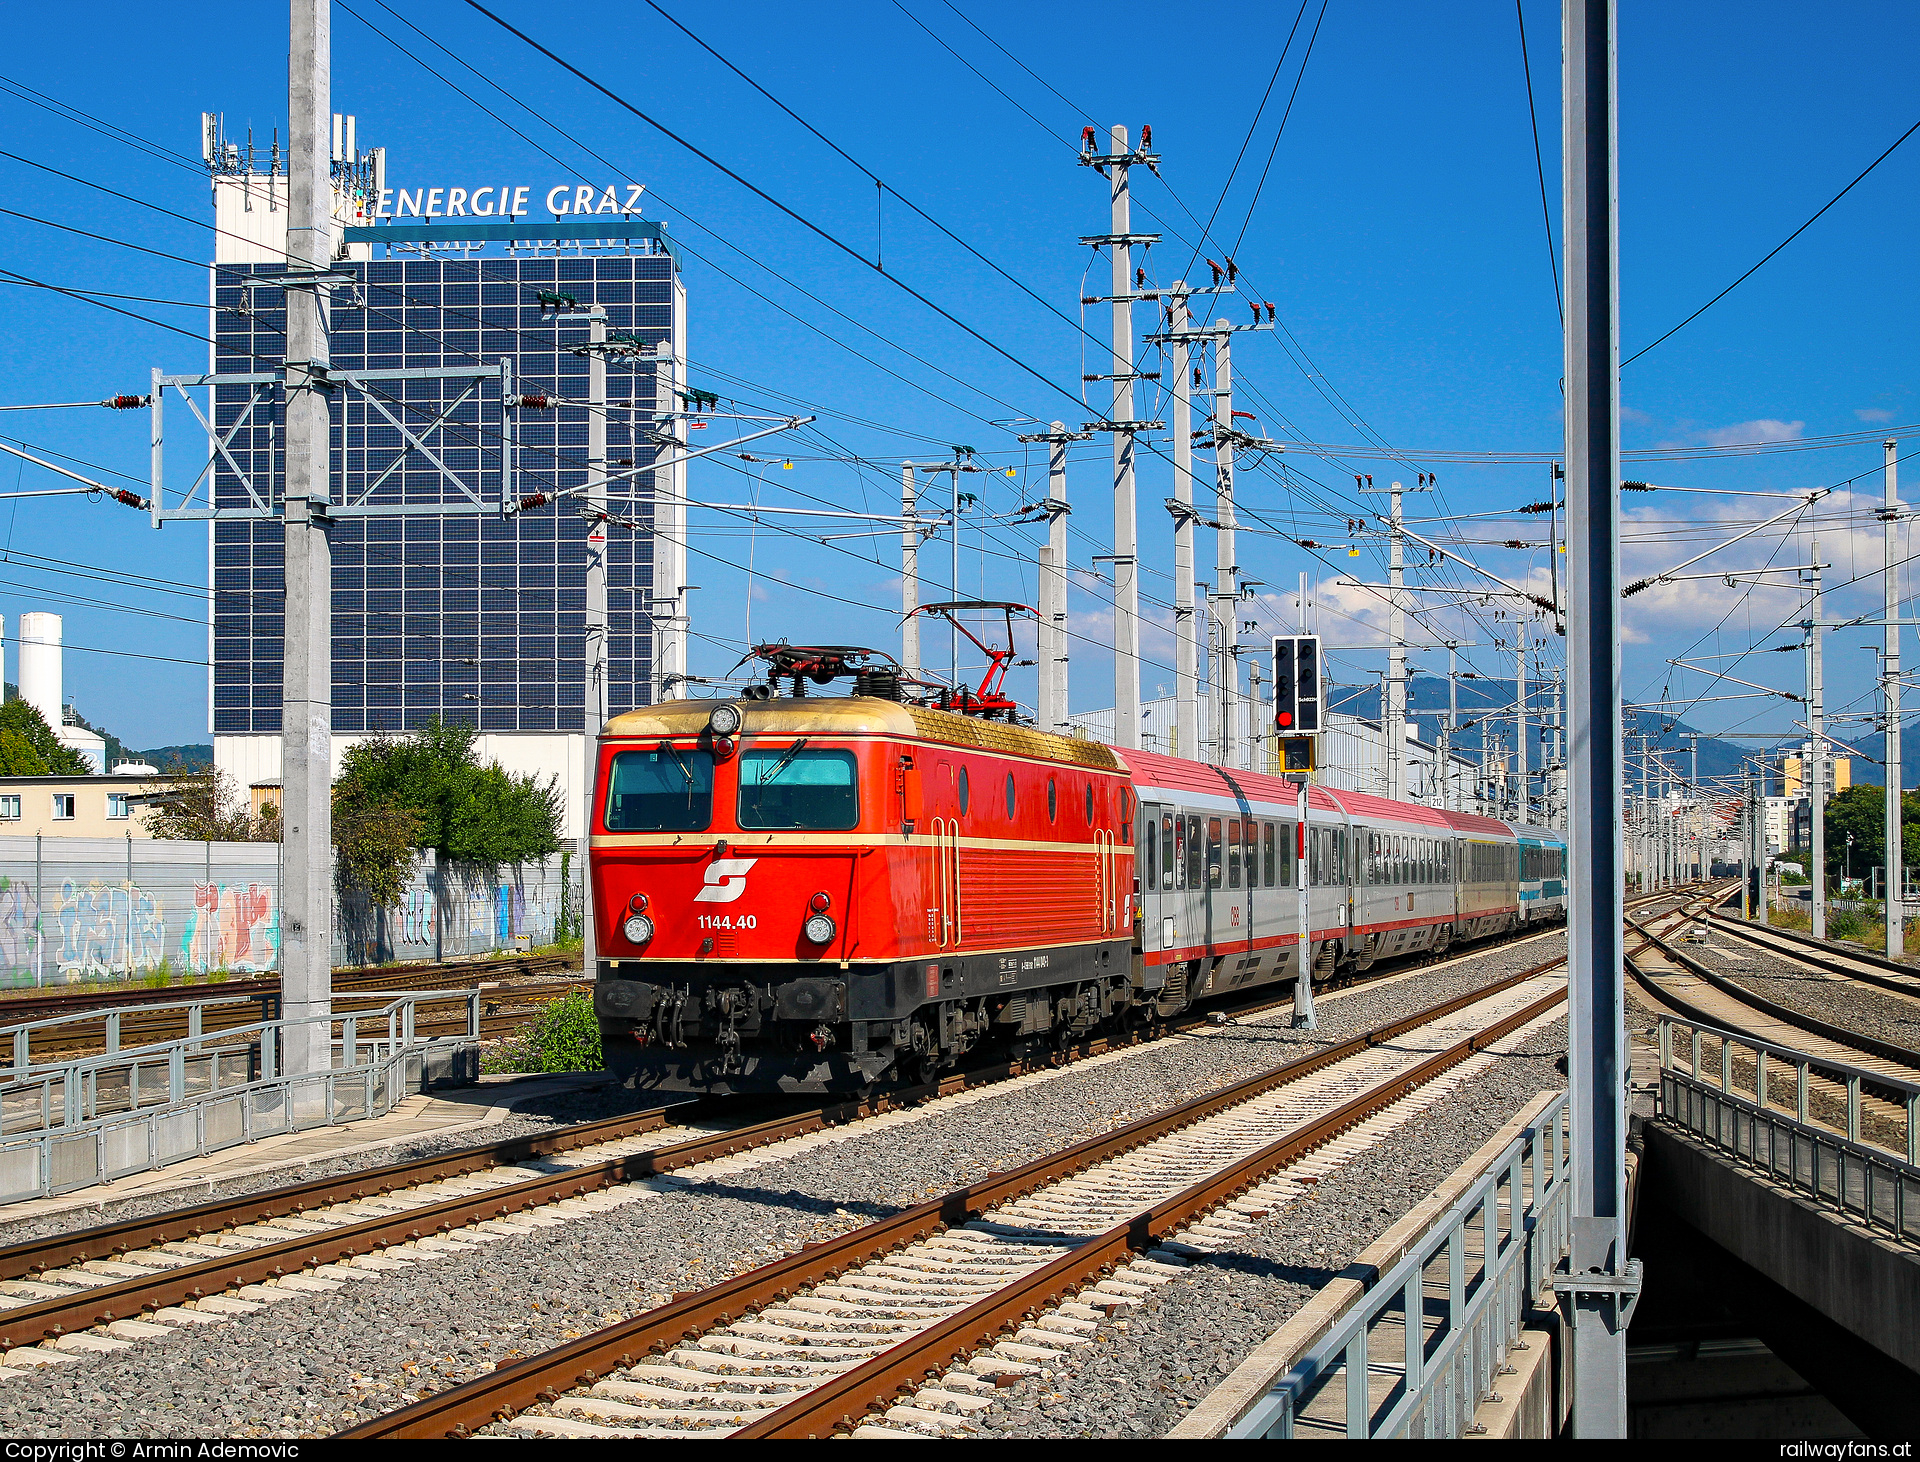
{"left": 2, "top": 0, "right": 1918, "bottom": 763}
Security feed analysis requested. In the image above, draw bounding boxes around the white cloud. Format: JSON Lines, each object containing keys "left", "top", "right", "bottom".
{"left": 1693, "top": 419, "right": 1806, "bottom": 447}
{"left": 1856, "top": 408, "right": 1896, "bottom": 423}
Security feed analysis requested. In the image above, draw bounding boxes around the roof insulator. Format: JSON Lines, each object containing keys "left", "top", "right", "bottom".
{"left": 104, "top": 395, "right": 147, "bottom": 410}
{"left": 516, "top": 394, "right": 552, "bottom": 410}
{"left": 111, "top": 489, "right": 148, "bottom": 510}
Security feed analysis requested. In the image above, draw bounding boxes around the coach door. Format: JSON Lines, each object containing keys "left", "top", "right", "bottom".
{"left": 1140, "top": 803, "right": 1168, "bottom": 955}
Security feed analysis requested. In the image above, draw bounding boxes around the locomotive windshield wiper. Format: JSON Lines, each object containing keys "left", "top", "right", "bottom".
{"left": 658, "top": 740, "right": 696, "bottom": 802}
{"left": 759, "top": 737, "right": 810, "bottom": 785}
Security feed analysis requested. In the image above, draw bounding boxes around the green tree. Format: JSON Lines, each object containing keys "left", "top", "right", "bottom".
{"left": 1817, "top": 785, "right": 1920, "bottom": 882}
{"left": 332, "top": 718, "right": 562, "bottom": 896}
{"left": 0, "top": 728, "right": 48, "bottom": 777}
{"left": 146, "top": 766, "right": 274, "bottom": 842}
{"left": 0, "top": 699, "right": 88, "bottom": 776}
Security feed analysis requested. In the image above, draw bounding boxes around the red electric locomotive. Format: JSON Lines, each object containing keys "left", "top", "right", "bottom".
{"left": 589, "top": 639, "right": 1136, "bottom": 1093}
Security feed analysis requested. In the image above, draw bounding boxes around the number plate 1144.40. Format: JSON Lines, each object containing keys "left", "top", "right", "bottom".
{"left": 697, "top": 913, "right": 757, "bottom": 930}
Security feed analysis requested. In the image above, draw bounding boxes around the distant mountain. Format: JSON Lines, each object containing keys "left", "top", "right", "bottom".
{"left": 135, "top": 744, "right": 213, "bottom": 772}
{"left": 1331, "top": 675, "right": 1769, "bottom": 789}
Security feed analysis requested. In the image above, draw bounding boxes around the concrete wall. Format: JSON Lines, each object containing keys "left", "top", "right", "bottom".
{"left": 1644, "top": 1123, "right": 1920, "bottom": 1374}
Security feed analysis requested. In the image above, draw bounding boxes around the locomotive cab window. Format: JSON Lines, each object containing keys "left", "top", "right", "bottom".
{"left": 605, "top": 743, "right": 714, "bottom": 831}
{"left": 737, "top": 746, "right": 858, "bottom": 830}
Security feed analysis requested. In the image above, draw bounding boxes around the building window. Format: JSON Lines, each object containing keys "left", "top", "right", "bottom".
{"left": 0, "top": 796, "right": 18, "bottom": 820}
{"left": 107, "top": 794, "right": 129, "bottom": 820}
{"left": 51, "top": 794, "right": 75, "bottom": 821}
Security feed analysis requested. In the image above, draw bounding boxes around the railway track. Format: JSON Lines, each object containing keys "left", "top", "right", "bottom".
{"left": 0, "top": 892, "right": 1707, "bottom": 1421}
{"left": 0, "top": 952, "right": 583, "bottom": 1068}
{"left": 339, "top": 965, "right": 1570, "bottom": 1438}
{"left": 0, "top": 908, "right": 1594, "bottom": 1386}
{"left": 1626, "top": 903, "right": 1920, "bottom": 1084}
{"left": 0, "top": 958, "right": 586, "bottom": 1069}
{"left": 1702, "top": 911, "right": 1920, "bottom": 1004}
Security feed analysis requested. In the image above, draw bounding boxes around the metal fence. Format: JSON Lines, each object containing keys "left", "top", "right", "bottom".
{"left": 1229, "top": 1093, "right": 1571, "bottom": 1439}
{"left": 0, "top": 835, "right": 577, "bottom": 987}
{"left": 1656, "top": 1014, "right": 1920, "bottom": 1242}
{"left": 0, "top": 988, "right": 482, "bottom": 1203}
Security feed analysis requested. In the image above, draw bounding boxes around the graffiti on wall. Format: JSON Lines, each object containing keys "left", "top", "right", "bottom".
{"left": 0, "top": 851, "right": 565, "bottom": 986}
{"left": 178, "top": 882, "right": 279, "bottom": 975}
{"left": 57, "top": 878, "right": 170, "bottom": 981}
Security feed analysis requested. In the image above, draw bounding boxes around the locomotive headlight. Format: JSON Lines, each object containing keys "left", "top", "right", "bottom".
{"left": 623, "top": 914, "right": 655, "bottom": 945}
{"left": 708, "top": 702, "right": 743, "bottom": 737}
{"left": 803, "top": 912, "right": 837, "bottom": 945}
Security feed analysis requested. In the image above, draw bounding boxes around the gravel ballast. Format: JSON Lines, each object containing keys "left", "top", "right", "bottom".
{"left": 0, "top": 928, "right": 1565, "bottom": 1438}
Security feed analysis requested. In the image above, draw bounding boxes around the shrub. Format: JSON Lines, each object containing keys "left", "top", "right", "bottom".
{"left": 1828, "top": 909, "right": 1865, "bottom": 940}
{"left": 483, "top": 991, "right": 602, "bottom": 1075}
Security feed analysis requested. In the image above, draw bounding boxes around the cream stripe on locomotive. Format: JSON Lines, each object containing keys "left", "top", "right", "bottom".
{"left": 591, "top": 831, "right": 1132, "bottom": 857}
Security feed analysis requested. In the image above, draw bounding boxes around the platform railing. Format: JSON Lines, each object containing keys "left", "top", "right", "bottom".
{"left": 0, "top": 993, "right": 276, "bottom": 1076}
{"left": 0, "top": 989, "right": 482, "bottom": 1203}
{"left": 1227, "top": 1093, "right": 1571, "bottom": 1439}
{"left": 1655, "top": 1014, "right": 1920, "bottom": 1243}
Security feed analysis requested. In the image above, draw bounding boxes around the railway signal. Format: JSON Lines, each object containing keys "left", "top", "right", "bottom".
{"left": 1272, "top": 634, "right": 1322, "bottom": 733}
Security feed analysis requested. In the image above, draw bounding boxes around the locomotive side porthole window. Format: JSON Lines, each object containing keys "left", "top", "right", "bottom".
{"left": 606, "top": 744, "right": 715, "bottom": 831}
{"left": 1005, "top": 771, "right": 1016, "bottom": 819}
{"left": 1048, "top": 776, "right": 1058, "bottom": 822}
{"left": 1085, "top": 784, "right": 1094, "bottom": 824}
{"left": 958, "top": 766, "right": 970, "bottom": 815}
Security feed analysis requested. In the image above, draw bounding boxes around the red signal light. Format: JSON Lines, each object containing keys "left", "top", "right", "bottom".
{"left": 1277, "top": 711, "right": 1293, "bottom": 728}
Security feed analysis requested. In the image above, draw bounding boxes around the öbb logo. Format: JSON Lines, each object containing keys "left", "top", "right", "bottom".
{"left": 693, "top": 859, "right": 759, "bottom": 904}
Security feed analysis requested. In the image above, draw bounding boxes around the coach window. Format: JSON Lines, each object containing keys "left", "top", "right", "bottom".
{"left": 1161, "top": 812, "right": 1177, "bottom": 890}
{"left": 1206, "top": 817, "right": 1224, "bottom": 889}
{"left": 1187, "top": 814, "right": 1205, "bottom": 889}
{"left": 605, "top": 743, "right": 714, "bottom": 831}
{"left": 1227, "top": 819, "right": 1242, "bottom": 889}
{"left": 737, "top": 746, "right": 859, "bottom": 830}
{"left": 1141, "top": 812, "right": 1156, "bottom": 889}
{"left": 1263, "top": 822, "right": 1276, "bottom": 887}
{"left": 1047, "top": 776, "right": 1057, "bottom": 823}
{"left": 957, "top": 766, "right": 970, "bottom": 816}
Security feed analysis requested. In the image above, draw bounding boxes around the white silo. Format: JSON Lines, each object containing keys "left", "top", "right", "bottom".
{"left": 18, "top": 612, "right": 60, "bottom": 731}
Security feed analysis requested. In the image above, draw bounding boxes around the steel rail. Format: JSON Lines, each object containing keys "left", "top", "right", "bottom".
{"left": 337, "top": 965, "right": 1570, "bottom": 1439}
{"left": 1628, "top": 922, "right": 1920, "bottom": 1073}
{"left": 1704, "top": 910, "right": 1920, "bottom": 998}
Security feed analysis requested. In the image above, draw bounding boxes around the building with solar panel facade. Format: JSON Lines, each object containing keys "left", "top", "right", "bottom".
{"left": 205, "top": 147, "right": 685, "bottom": 839}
